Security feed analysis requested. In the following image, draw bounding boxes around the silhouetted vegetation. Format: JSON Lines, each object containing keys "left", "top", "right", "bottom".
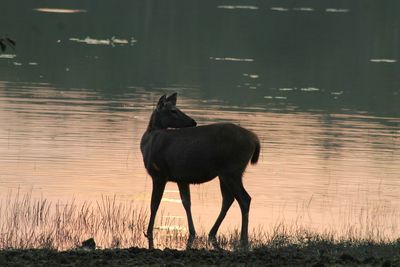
{"left": 1, "top": 192, "right": 400, "bottom": 250}
{"left": 1, "top": 193, "right": 400, "bottom": 265}
{"left": 0, "top": 37, "right": 15, "bottom": 52}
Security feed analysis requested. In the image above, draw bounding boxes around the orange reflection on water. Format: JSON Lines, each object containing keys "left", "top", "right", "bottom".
{"left": 0, "top": 82, "right": 400, "bottom": 240}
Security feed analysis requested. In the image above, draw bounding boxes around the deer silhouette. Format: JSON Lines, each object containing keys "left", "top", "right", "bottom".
{"left": 140, "top": 93, "right": 260, "bottom": 249}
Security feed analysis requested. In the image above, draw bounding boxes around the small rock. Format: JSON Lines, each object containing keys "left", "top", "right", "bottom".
{"left": 81, "top": 238, "right": 96, "bottom": 250}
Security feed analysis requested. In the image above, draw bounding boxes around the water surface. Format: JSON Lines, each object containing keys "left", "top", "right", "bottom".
{"left": 1, "top": 81, "right": 399, "bottom": 237}
{"left": 0, "top": 0, "right": 399, "bottom": 239}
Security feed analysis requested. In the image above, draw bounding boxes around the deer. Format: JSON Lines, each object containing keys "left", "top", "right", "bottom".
{"left": 140, "top": 93, "right": 260, "bottom": 249}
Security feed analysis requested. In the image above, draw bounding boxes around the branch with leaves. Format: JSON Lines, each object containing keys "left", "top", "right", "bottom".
{"left": 0, "top": 37, "right": 16, "bottom": 52}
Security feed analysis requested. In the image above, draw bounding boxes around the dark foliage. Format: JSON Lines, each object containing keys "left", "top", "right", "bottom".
{"left": 0, "top": 37, "right": 16, "bottom": 52}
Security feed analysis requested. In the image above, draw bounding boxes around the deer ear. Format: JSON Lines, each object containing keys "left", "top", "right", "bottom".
{"left": 166, "top": 92, "right": 177, "bottom": 105}
{"left": 156, "top": 94, "right": 167, "bottom": 109}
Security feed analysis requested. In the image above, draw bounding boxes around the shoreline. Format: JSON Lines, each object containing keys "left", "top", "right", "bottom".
{"left": 1, "top": 242, "right": 398, "bottom": 266}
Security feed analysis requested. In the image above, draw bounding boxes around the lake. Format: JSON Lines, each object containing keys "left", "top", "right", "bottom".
{"left": 0, "top": 0, "right": 399, "bottom": 240}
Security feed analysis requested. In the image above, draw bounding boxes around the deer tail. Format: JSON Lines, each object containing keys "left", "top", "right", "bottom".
{"left": 251, "top": 137, "right": 260, "bottom": 165}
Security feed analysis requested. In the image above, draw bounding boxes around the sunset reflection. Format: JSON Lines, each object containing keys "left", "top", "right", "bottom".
{"left": 0, "top": 82, "right": 399, "bottom": 239}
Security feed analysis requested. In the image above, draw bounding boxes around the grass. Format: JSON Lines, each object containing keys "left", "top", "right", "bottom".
{"left": 1, "top": 190, "right": 400, "bottom": 253}
{"left": 2, "top": 192, "right": 400, "bottom": 265}
{"left": 0, "top": 191, "right": 147, "bottom": 250}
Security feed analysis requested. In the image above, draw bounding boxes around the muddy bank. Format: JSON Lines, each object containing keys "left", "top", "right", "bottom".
{"left": 0, "top": 244, "right": 399, "bottom": 266}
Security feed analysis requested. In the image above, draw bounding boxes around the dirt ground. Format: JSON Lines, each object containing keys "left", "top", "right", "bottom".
{"left": 0, "top": 245, "right": 398, "bottom": 267}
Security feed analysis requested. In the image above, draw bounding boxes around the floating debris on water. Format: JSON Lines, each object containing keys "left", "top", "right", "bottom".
{"left": 0, "top": 54, "right": 16, "bottom": 59}
{"left": 34, "top": 8, "right": 87, "bottom": 14}
{"left": 243, "top": 73, "right": 259, "bottom": 79}
{"left": 270, "top": 7, "right": 289, "bottom": 12}
{"left": 331, "top": 91, "right": 343, "bottom": 95}
{"left": 293, "top": 7, "right": 314, "bottom": 12}
{"left": 263, "top": 96, "right": 287, "bottom": 100}
{"left": 218, "top": 5, "right": 259, "bottom": 10}
{"left": 301, "top": 87, "right": 320, "bottom": 92}
{"left": 69, "top": 36, "right": 137, "bottom": 46}
{"left": 369, "top": 59, "right": 397, "bottom": 63}
{"left": 326, "top": 8, "right": 350, "bottom": 13}
{"left": 209, "top": 57, "right": 254, "bottom": 62}
{"left": 13, "top": 62, "right": 22, "bottom": 66}
{"left": 70, "top": 37, "right": 108, "bottom": 45}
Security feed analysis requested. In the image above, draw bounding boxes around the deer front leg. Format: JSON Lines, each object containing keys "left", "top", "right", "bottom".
{"left": 178, "top": 182, "right": 196, "bottom": 248}
{"left": 146, "top": 178, "right": 166, "bottom": 249}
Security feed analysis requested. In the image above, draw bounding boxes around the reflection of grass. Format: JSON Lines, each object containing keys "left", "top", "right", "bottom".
{"left": 1, "top": 191, "right": 400, "bottom": 251}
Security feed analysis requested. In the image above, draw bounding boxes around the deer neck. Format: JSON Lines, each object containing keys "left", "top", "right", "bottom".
{"left": 141, "top": 113, "right": 165, "bottom": 170}
{"left": 146, "top": 111, "right": 165, "bottom": 132}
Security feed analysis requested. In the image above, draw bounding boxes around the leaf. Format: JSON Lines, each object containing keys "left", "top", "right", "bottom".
{"left": 0, "top": 41, "right": 6, "bottom": 52}
{"left": 5, "top": 38, "right": 16, "bottom": 48}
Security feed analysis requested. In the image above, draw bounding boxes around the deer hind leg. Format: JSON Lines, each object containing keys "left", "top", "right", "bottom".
{"left": 146, "top": 177, "right": 166, "bottom": 249}
{"left": 208, "top": 178, "right": 234, "bottom": 248}
{"left": 219, "top": 174, "right": 251, "bottom": 249}
{"left": 177, "top": 182, "right": 196, "bottom": 248}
